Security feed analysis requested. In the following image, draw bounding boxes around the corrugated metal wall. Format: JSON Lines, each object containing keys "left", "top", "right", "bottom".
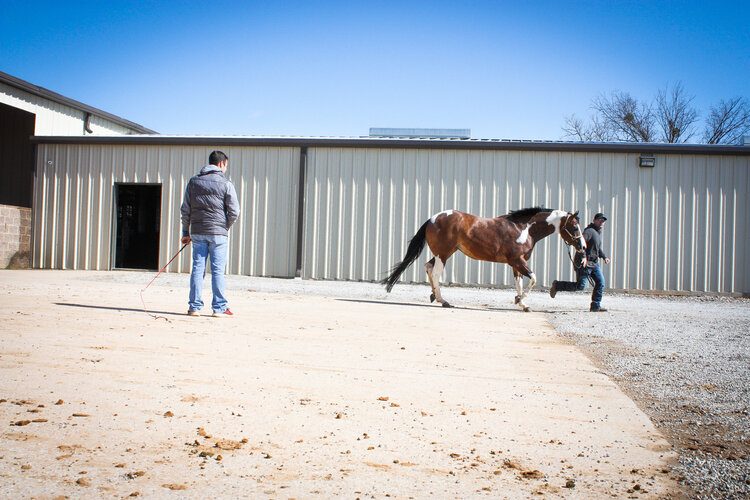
{"left": 302, "top": 147, "right": 750, "bottom": 294}
{"left": 32, "top": 141, "right": 749, "bottom": 294}
{"left": 33, "top": 144, "right": 299, "bottom": 277}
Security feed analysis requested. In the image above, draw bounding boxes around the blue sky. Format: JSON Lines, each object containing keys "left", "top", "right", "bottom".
{"left": 2, "top": 1, "right": 748, "bottom": 140}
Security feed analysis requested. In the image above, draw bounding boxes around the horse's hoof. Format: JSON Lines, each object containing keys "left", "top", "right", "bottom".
{"left": 430, "top": 293, "right": 436, "bottom": 303}
{"left": 514, "top": 295, "right": 521, "bottom": 304}
{"left": 442, "top": 302, "right": 453, "bottom": 308}
{"left": 523, "top": 306, "right": 531, "bottom": 312}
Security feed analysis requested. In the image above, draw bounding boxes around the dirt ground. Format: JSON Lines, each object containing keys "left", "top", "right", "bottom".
{"left": 0, "top": 270, "right": 680, "bottom": 498}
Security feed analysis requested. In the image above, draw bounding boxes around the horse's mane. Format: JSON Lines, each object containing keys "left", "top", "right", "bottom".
{"left": 505, "top": 206, "right": 552, "bottom": 222}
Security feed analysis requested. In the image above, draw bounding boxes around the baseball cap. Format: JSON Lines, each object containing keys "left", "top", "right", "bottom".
{"left": 594, "top": 213, "right": 608, "bottom": 221}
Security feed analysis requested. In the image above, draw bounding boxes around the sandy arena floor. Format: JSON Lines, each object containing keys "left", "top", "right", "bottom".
{"left": 0, "top": 270, "right": 679, "bottom": 498}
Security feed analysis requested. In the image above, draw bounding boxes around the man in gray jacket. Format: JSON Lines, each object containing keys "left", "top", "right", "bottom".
{"left": 180, "top": 151, "right": 240, "bottom": 317}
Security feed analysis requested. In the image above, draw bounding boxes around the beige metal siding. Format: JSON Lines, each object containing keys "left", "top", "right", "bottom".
{"left": 224, "top": 147, "right": 300, "bottom": 277}
{"left": 302, "top": 148, "right": 750, "bottom": 294}
{"left": 31, "top": 141, "right": 750, "bottom": 294}
{"left": 1, "top": 82, "right": 139, "bottom": 135}
{"left": 33, "top": 144, "right": 299, "bottom": 277}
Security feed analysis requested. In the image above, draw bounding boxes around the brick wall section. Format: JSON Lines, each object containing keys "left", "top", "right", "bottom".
{"left": 0, "top": 204, "right": 31, "bottom": 268}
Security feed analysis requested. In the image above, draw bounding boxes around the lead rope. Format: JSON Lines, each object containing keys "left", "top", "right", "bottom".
{"left": 140, "top": 243, "right": 188, "bottom": 321}
{"left": 563, "top": 233, "right": 595, "bottom": 287}
{"left": 570, "top": 245, "right": 595, "bottom": 288}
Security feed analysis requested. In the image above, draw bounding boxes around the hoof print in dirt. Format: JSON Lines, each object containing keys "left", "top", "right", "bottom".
{"left": 162, "top": 484, "right": 187, "bottom": 490}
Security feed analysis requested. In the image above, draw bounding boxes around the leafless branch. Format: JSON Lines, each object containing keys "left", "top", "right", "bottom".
{"left": 562, "top": 113, "right": 616, "bottom": 142}
{"left": 703, "top": 97, "right": 750, "bottom": 144}
{"left": 592, "top": 91, "right": 656, "bottom": 142}
{"left": 562, "top": 86, "right": 748, "bottom": 144}
{"left": 655, "top": 82, "right": 698, "bottom": 143}
{"left": 588, "top": 115, "right": 612, "bottom": 141}
{"left": 561, "top": 114, "right": 589, "bottom": 141}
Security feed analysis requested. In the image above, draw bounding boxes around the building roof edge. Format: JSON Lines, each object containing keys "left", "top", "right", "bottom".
{"left": 0, "top": 70, "right": 157, "bottom": 134}
{"left": 29, "top": 134, "right": 750, "bottom": 155}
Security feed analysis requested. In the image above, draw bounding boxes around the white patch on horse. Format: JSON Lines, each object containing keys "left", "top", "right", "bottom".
{"left": 515, "top": 223, "right": 534, "bottom": 244}
{"left": 430, "top": 210, "right": 454, "bottom": 224}
{"left": 432, "top": 257, "right": 444, "bottom": 279}
{"left": 545, "top": 210, "right": 568, "bottom": 233}
{"left": 431, "top": 257, "right": 446, "bottom": 302}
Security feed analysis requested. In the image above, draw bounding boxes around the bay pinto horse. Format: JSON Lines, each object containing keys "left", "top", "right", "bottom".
{"left": 382, "top": 207, "right": 586, "bottom": 311}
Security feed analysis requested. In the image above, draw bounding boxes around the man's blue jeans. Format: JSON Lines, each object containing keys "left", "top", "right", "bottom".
{"left": 576, "top": 264, "right": 605, "bottom": 309}
{"left": 188, "top": 234, "right": 228, "bottom": 313}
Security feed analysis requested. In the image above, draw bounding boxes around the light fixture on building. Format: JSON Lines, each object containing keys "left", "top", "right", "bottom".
{"left": 639, "top": 155, "right": 655, "bottom": 168}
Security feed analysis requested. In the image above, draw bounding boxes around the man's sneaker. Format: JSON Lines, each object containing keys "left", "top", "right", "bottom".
{"left": 212, "top": 309, "right": 233, "bottom": 318}
{"left": 590, "top": 305, "right": 608, "bottom": 312}
{"left": 187, "top": 310, "right": 200, "bottom": 317}
{"left": 549, "top": 281, "right": 558, "bottom": 299}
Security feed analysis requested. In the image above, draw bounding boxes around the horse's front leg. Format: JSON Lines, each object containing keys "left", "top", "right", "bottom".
{"left": 512, "top": 263, "right": 535, "bottom": 312}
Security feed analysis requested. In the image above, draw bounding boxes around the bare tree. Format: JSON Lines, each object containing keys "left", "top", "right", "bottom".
{"left": 562, "top": 86, "right": 748, "bottom": 144}
{"left": 592, "top": 91, "right": 656, "bottom": 142}
{"left": 655, "top": 82, "right": 698, "bottom": 143}
{"left": 588, "top": 115, "right": 612, "bottom": 141}
{"left": 562, "top": 115, "right": 590, "bottom": 141}
{"left": 562, "top": 114, "right": 612, "bottom": 141}
{"left": 703, "top": 97, "right": 750, "bottom": 144}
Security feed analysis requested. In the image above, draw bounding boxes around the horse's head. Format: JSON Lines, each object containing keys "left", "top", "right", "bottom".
{"left": 560, "top": 211, "right": 586, "bottom": 251}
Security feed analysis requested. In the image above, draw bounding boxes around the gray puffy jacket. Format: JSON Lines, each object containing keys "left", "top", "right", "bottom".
{"left": 180, "top": 165, "right": 240, "bottom": 237}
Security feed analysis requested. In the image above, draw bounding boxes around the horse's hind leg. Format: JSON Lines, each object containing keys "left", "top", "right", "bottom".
{"left": 425, "top": 256, "right": 452, "bottom": 307}
{"left": 425, "top": 257, "right": 437, "bottom": 302}
{"left": 513, "top": 271, "right": 524, "bottom": 305}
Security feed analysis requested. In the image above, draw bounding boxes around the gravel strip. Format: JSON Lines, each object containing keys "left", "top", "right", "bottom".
{"left": 545, "top": 290, "right": 750, "bottom": 499}
{"left": 99, "top": 271, "right": 750, "bottom": 497}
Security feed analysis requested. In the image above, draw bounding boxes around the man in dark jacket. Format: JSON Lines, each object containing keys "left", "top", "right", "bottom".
{"left": 180, "top": 151, "right": 240, "bottom": 317}
{"left": 549, "top": 213, "right": 611, "bottom": 312}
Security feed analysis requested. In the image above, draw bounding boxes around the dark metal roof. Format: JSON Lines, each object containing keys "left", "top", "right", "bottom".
{"left": 29, "top": 134, "right": 750, "bottom": 156}
{"left": 0, "top": 71, "right": 156, "bottom": 134}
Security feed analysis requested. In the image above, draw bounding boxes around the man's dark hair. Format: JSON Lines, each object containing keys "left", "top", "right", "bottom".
{"left": 209, "top": 150, "right": 229, "bottom": 166}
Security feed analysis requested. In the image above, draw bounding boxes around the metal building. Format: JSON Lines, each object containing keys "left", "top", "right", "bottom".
{"left": 30, "top": 136, "right": 750, "bottom": 296}
{"left": 0, "top": 71, "right": 154, "bottom": 208}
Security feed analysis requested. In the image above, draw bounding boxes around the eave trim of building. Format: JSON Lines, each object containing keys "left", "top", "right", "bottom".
{"left": 0, "top": 71, "right": 157, "bottom": 134}
{"left": 28, "top": 135, "right": 750, "bottom": 156}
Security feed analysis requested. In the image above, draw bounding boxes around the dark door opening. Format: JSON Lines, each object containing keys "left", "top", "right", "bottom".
{"left": 114, "top": 184, "right": 161, "bottom": 270}
{"left": 0, "top": 102, "right": 36, "bottom": 207}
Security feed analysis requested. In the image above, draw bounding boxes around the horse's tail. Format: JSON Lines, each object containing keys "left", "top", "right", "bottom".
{"left": 382, "top": 220, "right": 430, "bottom": 292}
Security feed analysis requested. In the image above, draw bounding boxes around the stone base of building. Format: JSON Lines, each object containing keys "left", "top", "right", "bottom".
{"left": 0, "top": 204, "right": 31, "bottom": 269}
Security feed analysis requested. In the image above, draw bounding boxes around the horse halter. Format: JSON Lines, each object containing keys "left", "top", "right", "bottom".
{"left": 559, "top": 214, "right": 583, "bottom": 248}
{"left": 558, "top": 213, "right": 585, "bottom": 268}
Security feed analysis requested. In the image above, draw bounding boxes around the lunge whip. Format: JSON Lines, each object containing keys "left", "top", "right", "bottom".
{"left": 140, "top": 243, "right": 188, "bottom": 321}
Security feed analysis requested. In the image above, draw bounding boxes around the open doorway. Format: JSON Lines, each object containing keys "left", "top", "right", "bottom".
{"left": 114, "top": 183, "right": 161, "bottom": 270}
{"left": 0, "top": 102, "right": 36, "bottom": 207}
